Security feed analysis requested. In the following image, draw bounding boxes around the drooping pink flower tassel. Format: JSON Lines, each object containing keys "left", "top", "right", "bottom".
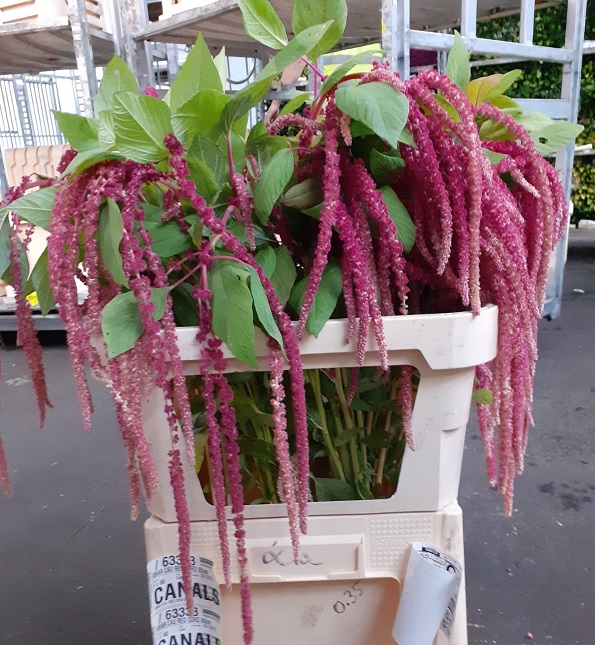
{"left": 0, "top": 435, "right": 12, "bottom": 497}
{"left": 168, "top": 447, "right": 193, "bottom": 614}
{"left": 297, "top": 126, "right": 340, "bottom": 339}
{"left": 268, "top": 338, "right": 300, "bottom": 562}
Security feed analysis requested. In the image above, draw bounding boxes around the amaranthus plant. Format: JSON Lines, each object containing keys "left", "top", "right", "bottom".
{"left": 0, "top": 0, "right": 583, "bottom": 642}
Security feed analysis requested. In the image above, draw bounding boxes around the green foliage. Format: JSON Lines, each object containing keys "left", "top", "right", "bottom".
{"left": 0, "top": 186, "right": 59, "bottom": 231}
{"left": 52, "top": 111, "right": 99, "bottom": 152}
{"left": 113, "top": 93, "right": 172, "bottom": 163}
{"left": 94, "top": 56, "right": 139, "bottom": 115}
{"left": 101, "top": 288, "right": 169, "bottom": 358}
{"left": 379, "top": 186, "right": 416, "bottom": 252}
{"left": 335, "top": 82, "right": 409, "bottom": 149}
{"left": 573, "top": 157, "right": 595, "bottom": 222}
{"left": 289, "top": 261, "right": 343, "bottom": 336}
{"left": 253, "top": 147, "right": 294, "bottom": 223}
{"left": 209, "top": 259, "right": 259, "bottom": 369}
{"left": 291, "top": 0, "right": 347, "bottom": 60}
{"left": 98, "top": 199, "right": 128, "bottom": 286}
{"left": 476, "top": 1, "right": 595, "bottom": 218}
{"left": 445, "top": 31, "right": 471, "bottom": 89}
{"left": 237, "top": 0, "right": 288, "bottom": 49}
{"left": 169, "top": 33, "right": 223, "bottom": 113}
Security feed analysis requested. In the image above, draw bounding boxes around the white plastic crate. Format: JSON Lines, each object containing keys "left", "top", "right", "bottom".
{"left": 0, "top": 0, "right": 107, "bottom": 31}
{"left": 143, "top": 305, "right": 498, "bottom": 522}
{"left": 144, "top": 501, "right": 467, "bottom": 645}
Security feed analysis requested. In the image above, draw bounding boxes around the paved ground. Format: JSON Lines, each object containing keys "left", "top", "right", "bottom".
{"left": 0, "top": 230, "right": 593, "bottom": 645}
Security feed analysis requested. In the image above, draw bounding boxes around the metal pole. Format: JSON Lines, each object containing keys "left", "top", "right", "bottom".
{"left": 519, "top": 0, "right": 536, "bottom": 45}
{"left": 115, "top": 0, "right": 152, "bottom": 91}
{"left": 67, "top": 0, "right": 98, "bottom": 117}
{"left": 382, "top": 0, "right": 410, "bottom": 79}
{"left": 460, "top": 0, "right": 478, "bottom": 39}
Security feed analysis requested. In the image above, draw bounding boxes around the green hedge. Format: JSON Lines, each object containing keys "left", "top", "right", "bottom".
{"left": 476, "top": 1, "right": 595, "bottom": 221}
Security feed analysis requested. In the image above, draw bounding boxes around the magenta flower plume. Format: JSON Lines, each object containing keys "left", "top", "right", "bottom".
{"left": 168, "top": 447, "right": 193, "bottom": 614}
{"left": 8, "top": 215, "right": 52, "bottom": 426}
{"left": 296, "top": 125, "right": 341, "bottom": 340}
{"left": 268, "top": 338, "right": 300, "bottom": 562}
{"left": 0, "top": 435, "right": 12, "bottom": 497}
{"left": 166, "top": 134, "right": 310, "bottom": 536}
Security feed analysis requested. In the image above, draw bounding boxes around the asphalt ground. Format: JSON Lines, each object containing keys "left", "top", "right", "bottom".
{"left": 0, "top": 229, "right": 593, "bottom": 645}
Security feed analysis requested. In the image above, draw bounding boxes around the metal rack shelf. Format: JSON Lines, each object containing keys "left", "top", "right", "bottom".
{"left": 0, "top": 20, "right": 114, "bottom": 74}
{"left": 134, "top": 0, "right": 538, "bottom": 51}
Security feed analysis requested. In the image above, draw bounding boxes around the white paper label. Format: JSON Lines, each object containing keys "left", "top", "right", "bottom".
{"left": 147, "top": 554, "right": 222, "bottom": 645}
{"left": 392, "top": 542, "right": 462, "bottom": 645}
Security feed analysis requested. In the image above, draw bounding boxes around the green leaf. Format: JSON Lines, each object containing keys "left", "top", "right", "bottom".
{"left": 113, "top": 92, "right": 172, "bottom": 163}
{"left": 289, "top": 260, "right": 342, "bottom": 337}
{"left": 52, "top": 111, "right": 99, "bottom": 152}
{"left": 62, "top": 150, "right": 123, "bottom": 176}
{"left": 98, "top": 110, "right": 116, "bottom": 149}
{"left": 319, "top": 50, "right": 381, "bottom": 95}
{"left": 334, "top": 427, "right": 360, "bottom": 447}
{"left": 489, "top": 69, "right": 522, "bottom": 97}
{"left": 29, "top": 249, "right": 55, "bottom": 315}
{"left": 245, "top": 126, "right": 290, "bottom": 170}
{"left": 267, "top": 247, "right": 296, "bottom": 306}
{"left": 101, "top": 288, "right": 169, "bottom": 358}
{"left": 143, "top": 218, "right": 194, "bottom": 257}
{"left": 335, "top": 82, "right": 409, "bottom": 149}
{"left": 194, "top": 433, "right": 209, "bottom": 474}
{"left": 313, "top": 477, "right": 356, "bottom": 501}
{"left": 0, "top": 186, "right": 58, "bottom": 231}
{"left": 210, "top": 259, "right": 258, "bottom": 368}
{"left": 254, "top": 246, "right": 276, "bottom": 275}
{"left": 483, "top": 148, "right": 508, "bottom": 164}
{"left": 379, "top": 186, "right": 416, "bottom": 253}
{"left": 280, "top": 92, "right": 311, "bottom": 116}
{"left": 98, "top": 199, "right": 128, "bottom": 286}
{"left": 256, "top": 22, "right": 334, "bottom": 82}
{"left": 370, "top": 148, "right": 406, "bottom": 185}
{"left": 472, "top": 388, "right": 493, "bottom": 405}
{"left": 2, "top": 238, "right": 28, "bottom": 286}
{"left": 249, "top": 268, "right": 284, "bottom": 347}
{"left": 94, "top": 55, "right": 139, "bottom": 115}
{"left": 171, "top": 281, "right": 200, "bottom": 327}
{"left": 0, "top": 218, "right": 10, "bottom": 277}
{"left": 187, "top": 134, "right": 228, "bottom": 185}
{"left": 236, "top": 436, "right": 278, "bottom": 465}
{"left": 220, "top": 76, "right": 272, "bottom": 132}
{"left": 170, "top": 34, "right": 223, "bottom": 113}
{"left": 254, "top": 147, "right": 294, "bottom": 224}
{"left": 292, "top": 0, "right": 347, "bottom": 60}
{"left": 237, "top": 0, "right": 288, "bottom": 49}
{"left": 171, "top": 89, "right": 229, "bottom": 147}
{"left": 188, "top": 158, "right": 219, "bottom": 205}
{"left": 282, "top": 177, "right": 323, "bottom": 211}
{"left": 362, "top": 427, "right": 390, "bottom": 449}
{"left": 445, "top": 32, "right": 470, "bottom": 90}
{"left": 466, "top": 74, "right": 502, "bottom": 107}
{"left": 531, "top": 121, "right": 584, "bottom": 155}
{"left": 213, "top": 47, "right": 227, "bottom": 89}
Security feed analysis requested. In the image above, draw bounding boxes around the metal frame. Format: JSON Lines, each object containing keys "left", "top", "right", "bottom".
{"left": 382, "top": 0, "right": 588, "bottom": 318}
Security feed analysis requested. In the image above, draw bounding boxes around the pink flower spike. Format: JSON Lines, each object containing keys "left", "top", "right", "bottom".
{"left": 168, "top": 447, "right": 193, "bottom": 614}
{"left": 0, "top": 435, "right": 13, "bottom": 497}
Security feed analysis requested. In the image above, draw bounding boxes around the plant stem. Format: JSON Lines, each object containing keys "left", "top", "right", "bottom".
{"left": 355, "top": 409, "right": 368, "bottom": 492}
{"left": 309, "top": 370, "right": 345, "bottom": 481}
{"left": 334, "top": 368, "right": 360, "bottom": 481}
{"left": 301, "top": 56, "right": 325, "bottom": 82}
{"left": 374, "top": 379, "right": 398, "bottom": 488}
{"left": 330, "top": 398, "right": 352, "bottom": 481}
